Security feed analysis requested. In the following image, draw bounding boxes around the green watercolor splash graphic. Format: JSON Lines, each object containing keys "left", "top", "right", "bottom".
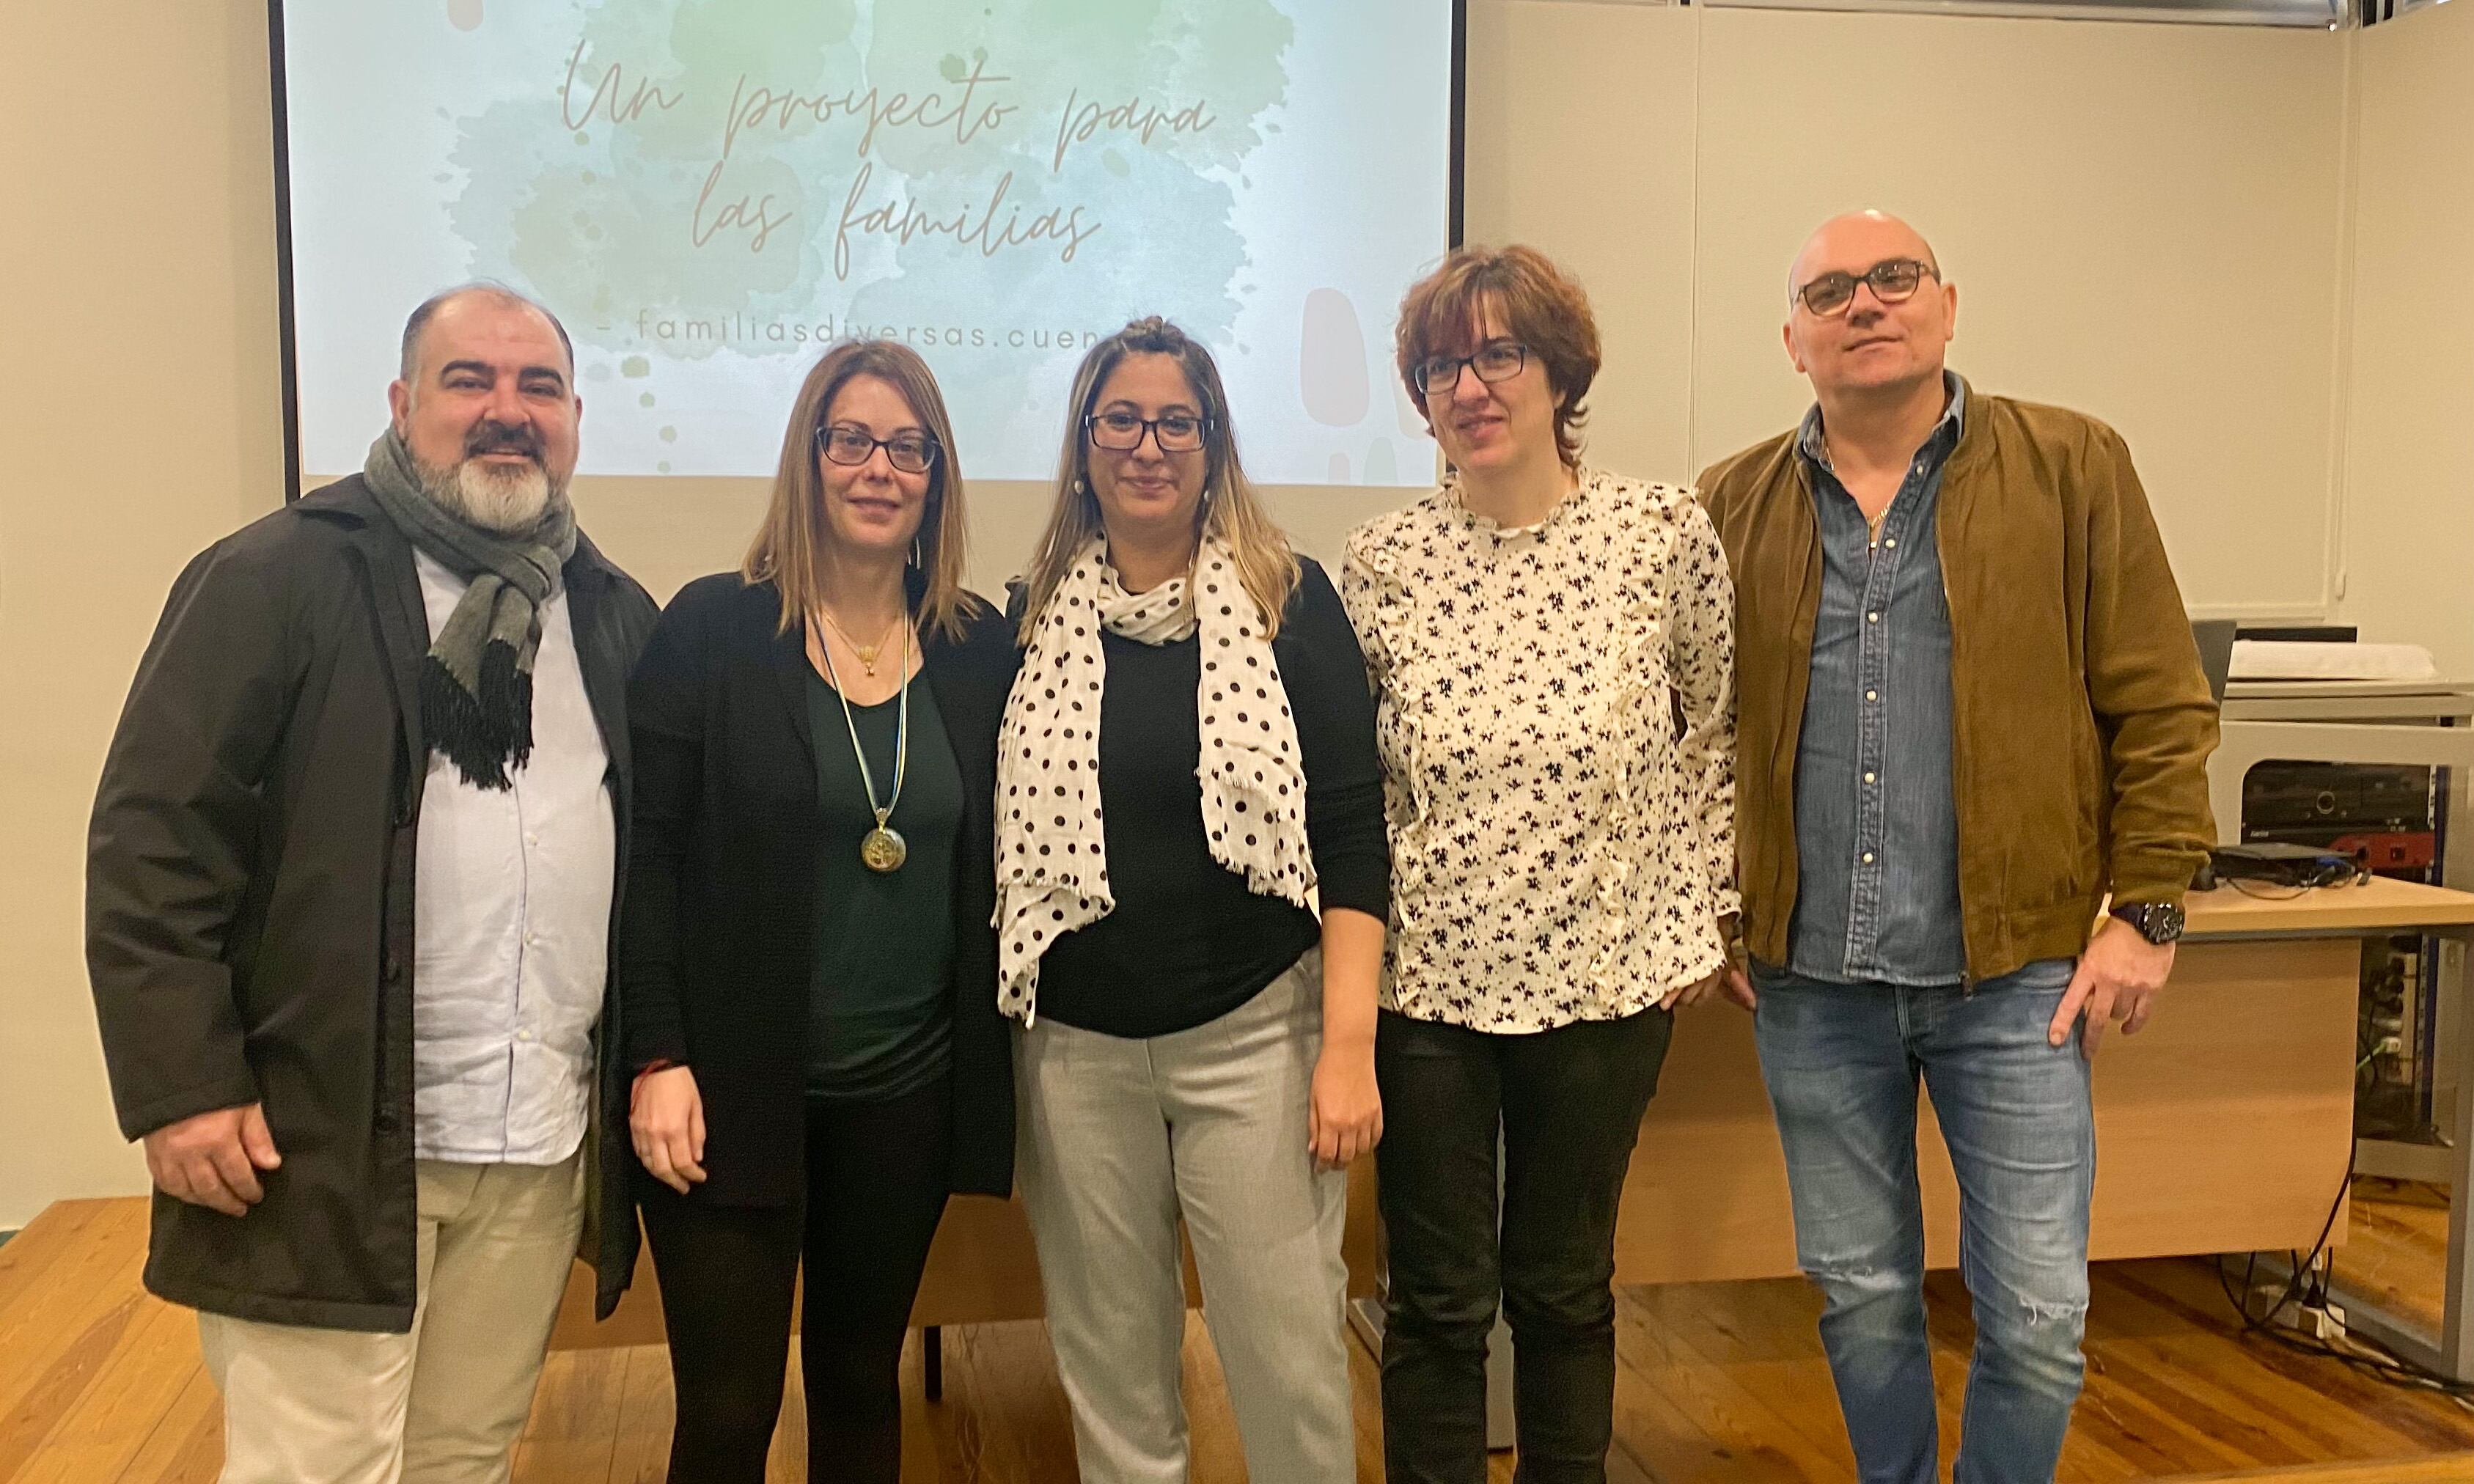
{"left": 445, "top": 0, "right": 1293, "bottom": 453}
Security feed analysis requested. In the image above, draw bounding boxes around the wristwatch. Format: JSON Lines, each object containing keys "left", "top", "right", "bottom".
{"left": 2110, "top": 900, "right": 2186, "bottom": 945}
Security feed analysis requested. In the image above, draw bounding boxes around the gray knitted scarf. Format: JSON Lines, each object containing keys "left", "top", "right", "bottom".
{"left": 361, "top": 429, "right": 578, "bottom": 790}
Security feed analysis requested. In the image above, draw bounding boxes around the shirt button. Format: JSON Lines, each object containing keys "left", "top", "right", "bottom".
{"left": 524, "top": 933, "right": 539, "bottom": 947}
{"left": 525, "top": 832, "right": 540, "bottom": 847}
{"left": 1862, "top": 852, "right": 1876, "bottom": 864}
{"left": 1867, "top": 611, "right": 1880, "bottom": 623}
{"left": 516, "top": 1029, "right": 533, "bottom": 1043}
{"left": 1866, "top": 690, "right": 1879, "bottom": 702}
{"left": 1884, "top": 538, "right": 1898, "bottom": 549}
{"left": 1865, "top": 771, "right": 1877, "bottom": 784}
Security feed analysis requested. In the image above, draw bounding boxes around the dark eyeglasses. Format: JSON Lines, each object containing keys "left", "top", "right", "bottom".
{"left": 1413, "top": 341, "right": 1529, "bottom": 397}
{"left": 1085, "top": 410, "right": 1210, "bottom": 453}
{"left": 815, "top": 423, "right": 939, "bottom": 474}
{"left": 1794, "top": 258, "right": 1939, "bottom": 318}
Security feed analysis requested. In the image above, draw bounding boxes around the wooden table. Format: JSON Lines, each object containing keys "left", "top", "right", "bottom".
{"left": 1613, "top": 877, "right": 2474, "bottom": 1285}
{"left": 553, "top": 877, "right": 2474, "bottom": 1348}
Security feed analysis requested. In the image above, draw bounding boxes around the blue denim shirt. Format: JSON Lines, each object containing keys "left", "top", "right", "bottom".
{"left": 1786, "top": 374, "right": 1970, "bottom": 987}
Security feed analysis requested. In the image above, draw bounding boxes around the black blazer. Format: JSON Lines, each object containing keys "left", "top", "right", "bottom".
{"left": 620, "top": 573, "right": 1017, "bottom": 1204}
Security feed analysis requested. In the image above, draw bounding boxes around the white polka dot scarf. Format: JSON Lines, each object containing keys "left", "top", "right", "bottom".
{"left": 994, "top": 535, "right": 1318, "bottom": 1022}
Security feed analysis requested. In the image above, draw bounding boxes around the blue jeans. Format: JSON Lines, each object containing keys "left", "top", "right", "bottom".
{"left": 1752, "top": 958, "right": 2094, "bottom": 1484}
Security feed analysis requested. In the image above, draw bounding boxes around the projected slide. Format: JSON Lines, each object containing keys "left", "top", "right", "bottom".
{"left": 279, "top": 1, "right": 1454, "bottom": 485}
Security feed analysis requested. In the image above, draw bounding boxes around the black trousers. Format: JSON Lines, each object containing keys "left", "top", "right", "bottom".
{"left": 638, "top": 1076, "right": 953, "bottom": 1483}
{"left": 1373, "top": 1007, "right": 1672, "bottom": 1484}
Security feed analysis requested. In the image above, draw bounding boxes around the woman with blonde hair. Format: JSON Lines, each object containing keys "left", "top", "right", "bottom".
{"left": 621, "top": 339, "right": 1018, "bottom": 1481}
{"left": 999, "top": 316, "right": 1390, "bottom": 1482}
{"left": 1343, "top": 245, "right": 1738, "bottom": 1482}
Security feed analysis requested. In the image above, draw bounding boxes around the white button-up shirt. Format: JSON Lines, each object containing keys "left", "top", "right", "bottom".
{"left": 410, "top": 550, "right": 615, "bottom": 1165}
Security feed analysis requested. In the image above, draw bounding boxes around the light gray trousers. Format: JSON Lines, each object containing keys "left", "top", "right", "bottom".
{"left": 1015, "top": 952, "right": 1354, "bottom": 1483}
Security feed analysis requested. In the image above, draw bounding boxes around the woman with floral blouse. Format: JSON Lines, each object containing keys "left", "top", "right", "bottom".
{"left": 1340, "top": 243, "right": 1739, "bottom": 1483}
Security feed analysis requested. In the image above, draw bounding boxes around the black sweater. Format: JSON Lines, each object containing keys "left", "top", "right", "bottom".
{"left": 1035, "top": 557, "right": 1390, "bottom": 1038}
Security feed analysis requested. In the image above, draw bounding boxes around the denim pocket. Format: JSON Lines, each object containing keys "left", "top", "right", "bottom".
{"left": 1988, "top": 956, "right": 2078, "bottom": 996}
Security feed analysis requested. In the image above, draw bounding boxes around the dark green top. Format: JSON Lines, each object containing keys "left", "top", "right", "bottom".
{"left": 804, "top": 668, "right": 961, "bottom": 1101}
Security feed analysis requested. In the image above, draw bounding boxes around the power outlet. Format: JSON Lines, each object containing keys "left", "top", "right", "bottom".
{"left": 2246, "top": 1275, "right": 2347, "bottom": 1343}
{"left": 2290, "top": 1301, "right": 2348, "bottom": 1343}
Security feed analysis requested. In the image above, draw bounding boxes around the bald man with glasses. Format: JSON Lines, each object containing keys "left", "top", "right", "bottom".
{"left": 1691, "top": 211, "right": 2219, "bottom": 1484}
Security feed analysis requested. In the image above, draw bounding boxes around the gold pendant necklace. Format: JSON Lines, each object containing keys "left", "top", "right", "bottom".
{"left": 818, "top": 604, "right": 900, "bottom": 677}
{"left": 813, "top": 615, "right": 911, "bottom": 873}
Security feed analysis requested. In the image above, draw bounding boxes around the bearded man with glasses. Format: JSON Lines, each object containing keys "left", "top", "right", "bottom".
{"left": 1696, "top": 210, "right": 2219, "bottom": 1484}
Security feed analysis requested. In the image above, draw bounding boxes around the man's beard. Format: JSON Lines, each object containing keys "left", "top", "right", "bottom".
{"left": 416, "top": 422, "right": 565, "bottom": 535}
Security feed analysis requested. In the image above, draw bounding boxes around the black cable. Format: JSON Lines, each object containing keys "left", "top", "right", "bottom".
{"left": 2215, "top": 1149, "right": 2346, "bottom": 1338}
{"left": 2225, "top": 878, "right": 2311, "bottom": 901}
{"left": 2215, "top": 1148, "right": 2474, "bottom": 1399}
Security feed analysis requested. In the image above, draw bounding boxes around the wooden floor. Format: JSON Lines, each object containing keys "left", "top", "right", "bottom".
{"left": 7, "top": 1192, "right": 2474, "bottom": 1483}
{"left": 2153, "top": 1463, "right": 2474, "bottom": 1482}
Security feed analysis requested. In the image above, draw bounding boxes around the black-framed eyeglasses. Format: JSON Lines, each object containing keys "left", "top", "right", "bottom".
{"left": 1413, "top": 340, "right": 1529, "bottom": 397}
{"left": 815, "top": 422, "right": 939, "bottom": 474}
{"left": 1793, "top": 258, "right": 1939, "bottom": 318}
{"left": 1084, "top": 410, "right": 1210, "bottom": 453}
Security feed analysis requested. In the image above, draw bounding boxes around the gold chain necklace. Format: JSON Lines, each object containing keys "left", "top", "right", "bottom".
{"left": 817, "top": 603, "right": 903, "bottom": 676}
{"left": 811, "top": 616, "right": 912, "bottom": 874}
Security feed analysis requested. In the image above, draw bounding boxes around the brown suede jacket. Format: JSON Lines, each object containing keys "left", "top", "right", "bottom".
{"left": 1697, "top": 384, "right": 2219, "bottom": 983}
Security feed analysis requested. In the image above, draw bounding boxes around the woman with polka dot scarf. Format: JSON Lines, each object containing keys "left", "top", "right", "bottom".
{"left": 996, "top": 316, "right": 1391, "bottom": 1483}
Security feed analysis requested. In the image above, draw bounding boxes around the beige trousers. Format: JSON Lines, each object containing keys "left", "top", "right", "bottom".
{"left": 1015, "top": 954, "right": 1355, "bottom": 1484}
{"left": 196, "top": 1153, "right": 585, "bottom": 1484}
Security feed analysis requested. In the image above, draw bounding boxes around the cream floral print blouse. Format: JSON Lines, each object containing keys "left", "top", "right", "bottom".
{"left": 1340, "top": 466, "right": 1739, "bottom": 1032}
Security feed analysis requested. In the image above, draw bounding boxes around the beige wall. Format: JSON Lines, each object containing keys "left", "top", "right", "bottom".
{"left": 1464, "top": 0, "right": 2352, "bottom": 616}
{"left": 0, "top": 0, "right": 2420, "bottom": 1224}
{"left": 2337, "top": 0, "right": 2474, "bottom": 675}
{"left": 1460, "top": 0, "right": 1703, "bottom": 482}
{"left": 1689, "top": 7, "right": 2349, "bottom": 617}
{"left": 1, "top": 1, "right": 287, "bottom": 1227}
